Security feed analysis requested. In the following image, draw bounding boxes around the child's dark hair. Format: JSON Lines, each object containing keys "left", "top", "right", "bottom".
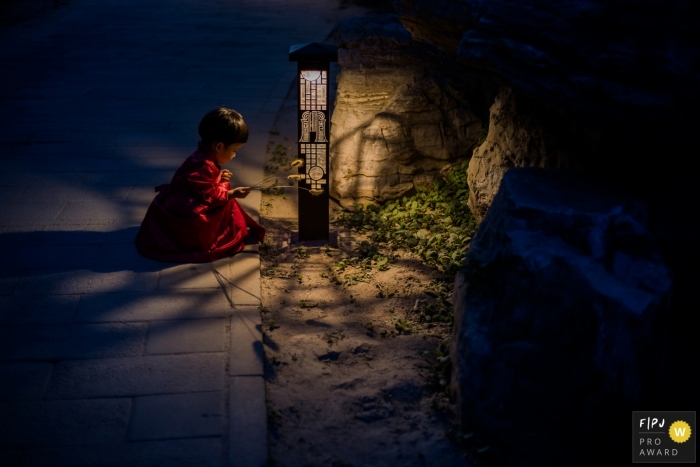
{"left": 198, "top": 108, "right": 249, "bottom": 146}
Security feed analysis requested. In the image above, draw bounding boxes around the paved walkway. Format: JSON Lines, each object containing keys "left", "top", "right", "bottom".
{"left": 0, "top": 1, "right": 364, "bottom": 465}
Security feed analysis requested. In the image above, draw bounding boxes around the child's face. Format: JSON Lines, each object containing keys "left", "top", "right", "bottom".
{"left": 213, "top": 142, "right": 244, "bottom": 165}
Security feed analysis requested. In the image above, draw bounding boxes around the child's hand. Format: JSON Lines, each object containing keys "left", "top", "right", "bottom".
{"left": 220, "top": 169, "right": 232, "bottom": 182}
{"left": 229, "top": 186, "right": 251, "bottom": 199}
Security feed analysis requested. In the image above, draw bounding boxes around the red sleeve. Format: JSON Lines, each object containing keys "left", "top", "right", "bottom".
{"left": 187, "top": 162, "right": 230, "bottom": 206}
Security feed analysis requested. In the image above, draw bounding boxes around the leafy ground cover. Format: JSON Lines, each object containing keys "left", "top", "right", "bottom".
{"left": 333, "top": 160, "right": 478, "bottom": 330}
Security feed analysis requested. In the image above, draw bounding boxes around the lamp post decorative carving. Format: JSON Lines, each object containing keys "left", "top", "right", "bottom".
{"left": 289, "top": 42, "right": 338, "bottom": 242}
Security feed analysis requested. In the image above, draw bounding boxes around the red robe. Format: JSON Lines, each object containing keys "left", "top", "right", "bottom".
{"left": 135, "top": 149, "right": 265, "bottom": 263}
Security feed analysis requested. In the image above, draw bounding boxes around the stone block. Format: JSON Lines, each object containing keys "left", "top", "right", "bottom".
{"left": 20, "top": 438, "right": 222, "bottom": 467}
{"left": 74, "top": 290, "right": 230, "bottom": 323}
{"left": 0, "top": 399, "right": 131, "bottom": 447}
{"left": 229, "top": 376, "right": 267, "bottom": 467}
{"left": 13, "top": 269, "right": 159, "bottom": 295}
{"left": 0, "top": 295, "right": 79, "bottom": 325}
{"left": 129, "top": 391, "right": 223, "bottom": 441}
{"left": 0, "top": 362, "right": 53, "bottom": 400}
{"left": 146, "top": 318, "right": 225, "bottom": 355}
{"left": 451, "top": 168, "right": 673, "bottom": 462}
{"left": 45, "top": 353, "right": 225, "bottom": 399}
{"left": 0, "top": 323, "right": 147, "bottom": 361}
{"left": 229, "top": 307, "right": 264, "bottom": 376}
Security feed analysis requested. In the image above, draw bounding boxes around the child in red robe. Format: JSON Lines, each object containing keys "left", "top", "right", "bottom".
{"left": 135, "top": 108, "right": 265, "bottom": 262}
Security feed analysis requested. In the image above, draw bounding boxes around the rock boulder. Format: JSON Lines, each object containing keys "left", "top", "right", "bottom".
{"left": 467, "top": 87, "right": 593, "bottom": 221}
{"left": 451, "top": 167, "right": 671, "bottom": 463}
{"left": 331, "top": 14, "right": 489, "bottom": 208}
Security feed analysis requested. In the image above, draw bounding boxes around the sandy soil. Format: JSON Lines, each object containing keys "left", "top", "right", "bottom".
{"left": 258, "top": 69, "right": 475, "bottom": 467}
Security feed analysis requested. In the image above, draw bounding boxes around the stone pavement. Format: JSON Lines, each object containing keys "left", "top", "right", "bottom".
{"left": 0, "top": 1, "right": 365, "bottom": 465}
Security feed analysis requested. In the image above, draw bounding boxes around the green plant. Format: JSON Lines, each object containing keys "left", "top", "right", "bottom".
{"left": 355, "top": 240, "right": 378, "bottom": 258}
{"left": 294, "top": 246, "right": 308, "bottom": 259}
{"left": 375, "top": 255, "right": 389, "bottom": 271}
{"left": 324, "top": 331, "right": 346, "bottom": 345}
{"left": 394, "top": 317, "right": 411, "bottom": 334}
{"left": 334, "top": 160, "right": 476, "bottom": 280}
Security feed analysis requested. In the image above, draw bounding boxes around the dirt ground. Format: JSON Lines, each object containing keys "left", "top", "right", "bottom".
{"left": 257, "top": 73, "right": 477, "bottom": 467}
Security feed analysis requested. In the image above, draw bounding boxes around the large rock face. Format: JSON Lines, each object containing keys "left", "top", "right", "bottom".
{"left": 331, "top": 14, "right": 488, "bottom": 208}
{"left": 391, "top": 0, "right": 473, "bottom": 54}
{"left": 451, "top": 168, "right": 672, "bottom": 464}
{"left": 466, "top": 86, "right": 594, "bottom": 220}
{"left": 393, "top": 0, "right": 700, "bottom": 216}
{"left": 392, "top": 0, "right": 699, "bottom": 126}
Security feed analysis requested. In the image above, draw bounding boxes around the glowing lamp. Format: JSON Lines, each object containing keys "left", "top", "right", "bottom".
{"left": 289, "top": 42, "right": 338, "bottom": 241}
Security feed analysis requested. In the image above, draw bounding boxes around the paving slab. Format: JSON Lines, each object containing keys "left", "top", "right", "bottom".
{"left": 229, "top": 306, "right": 264, "bottom": 376}
{"left": 45, "top": 353, "right": 225, "bottom": 399}
{"left": 0, "top": 399, "right": 131, "bottom": 448}
{"left": 0, "top": 244, "right": 99, "bottom": 270}
{"left": 73, "top": 290, "right": 230, "bottom": 323}
{"left": 146, "top": 318, "right": 226, "bottom": 355}
{"left": 0, "top": 323, "right": 147, "bottom": 361}
{"left": 13, "top": 269, "right": 160, "bottom": 295}
{"left": 19, "top": 439, "right": 222, "bottom": 467}
{"left": 0, "top": 202, "right": 65, "bottom": 221}
{"left": 0, "top": 0, "right": 369, "bottom": 462}
{"left": 158, "top": 260, "right": 231, "bottom": 290}
{"left": 129, "top": 391, "right": 223, "bottom": 440}
{"left": 0, "top": 295, "right": 80, "bottom": 325}
{"left": 0, "top": 272, "right": 21, "bottom": 295}
{"left": 224, "top": 252, "right": 263, "bottom": 305}
{"left": 18, "top": 186, "right": 132, "bottom": 203}
{"left": 0, "top": 186, "right": 22, "bottom": 203}
{"left": 0, "top": 362, "right": 53, "bottom": 400}
{"left": 93, "top": 242, "right": 163, "bottom": 271}
{"left": 58, "top": 201, "right": 147, "bottom": 223}
{"left": 229, "top": 376, "right": 267, "bottom": 467}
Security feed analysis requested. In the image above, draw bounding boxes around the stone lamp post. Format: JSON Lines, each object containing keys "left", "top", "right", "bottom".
{"left": 289, "top": 42, "right": 338, "bottom": 242}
